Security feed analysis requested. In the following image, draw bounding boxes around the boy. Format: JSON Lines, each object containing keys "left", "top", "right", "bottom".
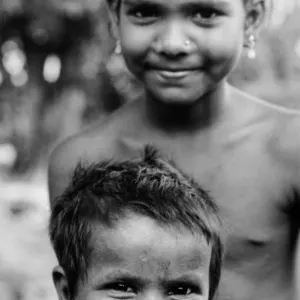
{"left": 49, "top": 146, "right": 223, "bottom": 300}
{"left": 48, "top": 0, "right": 300, "bottom": 300}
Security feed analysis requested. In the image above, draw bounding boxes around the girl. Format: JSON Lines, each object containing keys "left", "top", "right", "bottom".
{"left": 49, "top": 1, "right": 300, "bottom": 300}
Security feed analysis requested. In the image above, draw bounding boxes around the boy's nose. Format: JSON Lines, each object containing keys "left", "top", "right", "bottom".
{"left": 155, "top": 21, "right": 191, "bottom": 58}
{"left": 140, "top": 290, "right": 165, "bottom": 300}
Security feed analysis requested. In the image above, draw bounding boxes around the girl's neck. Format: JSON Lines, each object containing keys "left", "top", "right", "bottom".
{"left": 142, "top": 81, "right": 229, "bottom": 133}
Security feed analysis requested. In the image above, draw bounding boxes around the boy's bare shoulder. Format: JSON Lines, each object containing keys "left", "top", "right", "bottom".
{"left": 48, "top": 102, "right": 141, "bottom": 203}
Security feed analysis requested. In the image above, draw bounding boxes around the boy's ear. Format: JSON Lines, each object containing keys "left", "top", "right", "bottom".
{"left": 53, "top": 266, "right": 71, "bottom": 300}
{"left": 244, "top": 0, "right": 266, "bottom": 35}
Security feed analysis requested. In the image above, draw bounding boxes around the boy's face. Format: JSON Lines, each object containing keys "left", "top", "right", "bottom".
{"left": 56, "top": 213, "right": 212, "bottom": 300}
{"left": 116, "top": 0, "right": 245, "bottom": 105}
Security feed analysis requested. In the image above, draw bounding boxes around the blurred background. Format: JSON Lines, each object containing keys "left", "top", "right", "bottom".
{"left": 0, "top": 0, "right": 300, "bottom": 299}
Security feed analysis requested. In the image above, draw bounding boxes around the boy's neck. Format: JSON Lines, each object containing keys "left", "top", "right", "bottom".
{"left": 143, "top": 82, "right": 229, "bottom": 133}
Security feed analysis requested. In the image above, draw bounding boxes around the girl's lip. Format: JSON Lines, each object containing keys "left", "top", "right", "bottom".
{"left": 155, "top": 69, "right": 194, "bottom": 79}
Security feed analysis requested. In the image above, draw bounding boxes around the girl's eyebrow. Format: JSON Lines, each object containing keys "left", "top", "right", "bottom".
{"left": 180, "top": 0, "right": 231, "bottom": 10}
{"left": 122, "top": 0, "right": 231, "bottom": 9}
{"left": 122, "top": 0, "right": 162, "bottom": 8}
{"left": 123, "top": 0, "right": 151, "bottom": 6}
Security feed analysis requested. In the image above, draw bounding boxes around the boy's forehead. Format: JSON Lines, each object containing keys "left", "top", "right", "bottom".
{"left": 89, "top": 214, "right": 211, "bottom": 267}
{"left": 86, "top": 215, "right": 212, "bottom": 288}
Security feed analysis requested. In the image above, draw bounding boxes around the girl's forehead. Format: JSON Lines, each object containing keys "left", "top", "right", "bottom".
{"left": 119, "top": 0, "right": 244, "bottom": 13}
{"left": 121, "top": 0, "right": 235, "bottom": 5}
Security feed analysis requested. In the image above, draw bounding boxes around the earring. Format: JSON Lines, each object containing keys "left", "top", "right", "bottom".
{"left": 184, "top": 40, "right": 191, "bottom": 48}
{"left": 115, "top": 40, "right": 122, "bottom": 55}
{"left": 247, "top": 34, "right": 256, "bottom": 59}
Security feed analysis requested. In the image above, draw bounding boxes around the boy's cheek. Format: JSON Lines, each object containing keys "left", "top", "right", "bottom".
{"left": 75, "top": 289, "right": 109, "bottom": 300}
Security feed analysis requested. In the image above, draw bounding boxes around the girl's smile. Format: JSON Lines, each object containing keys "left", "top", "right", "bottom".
{"left": 155, "top": 69, "right": 196, "bottom": 80}
{"left": 117, "top": 0, "right": 244, "bottom": 104}
{"left": 150, "top": 68, "right": 198, "bottom": 81}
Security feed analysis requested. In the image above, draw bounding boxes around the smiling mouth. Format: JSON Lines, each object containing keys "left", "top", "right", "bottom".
{"left": 157, "top": 70, "right": 193, "bottom": 79}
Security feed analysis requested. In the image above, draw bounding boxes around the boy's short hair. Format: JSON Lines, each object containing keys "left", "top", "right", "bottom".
{"left": 49, "top": 145, "right": 223, "bottom": 300}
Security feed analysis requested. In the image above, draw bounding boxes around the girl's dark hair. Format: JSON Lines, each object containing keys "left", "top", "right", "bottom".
{"left": 49, "top": 145, "right": 223, "bottom": 300}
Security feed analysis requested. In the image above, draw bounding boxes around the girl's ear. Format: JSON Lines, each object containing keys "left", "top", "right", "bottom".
{"left": 244, "top": 0, "right": 266, "bottom": 36}
{"left": 107, "top": 1, "right": 120, "bottom": 41}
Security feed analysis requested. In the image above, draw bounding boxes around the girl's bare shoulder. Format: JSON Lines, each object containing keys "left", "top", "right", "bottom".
{"left": 230, "top": 86, "right": 300, "bottom": 182}
{"left": 48, "top": 101, "right": 143, "bottom": 202}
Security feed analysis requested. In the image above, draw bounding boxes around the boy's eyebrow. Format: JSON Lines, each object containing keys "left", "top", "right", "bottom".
{"left": 164, "top": 273, "right": 203, "bottom": 284}
{"left": 94, "top": 269, "right": 143, "bottom": 283}
{"left": 91, "top": 269, "right": 205, "bottom": 288}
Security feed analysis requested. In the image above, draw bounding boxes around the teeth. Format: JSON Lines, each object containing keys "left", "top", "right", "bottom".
{"left": 159, "top": 70, "right": 189, "bottom": 77}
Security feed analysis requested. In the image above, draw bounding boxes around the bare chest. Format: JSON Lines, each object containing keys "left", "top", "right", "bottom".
{"left": 166, "top": 138, "right": 294, "bottom": 275}
{"left": 117, "top": 130, "right": 295, "bottom": 266}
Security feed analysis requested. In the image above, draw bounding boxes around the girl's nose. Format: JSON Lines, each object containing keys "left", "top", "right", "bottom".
{"left": 155, "top": 21, "right": 192, "bottom": 58}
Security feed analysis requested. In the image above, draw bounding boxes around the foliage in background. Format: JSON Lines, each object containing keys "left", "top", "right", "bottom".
{"left": 0, "top": 0, "right": 300, "bottom": 175}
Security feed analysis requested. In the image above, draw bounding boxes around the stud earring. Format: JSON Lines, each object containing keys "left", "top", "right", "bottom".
{"left": 115, "top": 40, "right": 122, "bottom": 55}
{"left": 247, "top": 34, "right": 256, "bottom": 60}
{"left": 184, "top": 40, "right": 191, "bottom": 48}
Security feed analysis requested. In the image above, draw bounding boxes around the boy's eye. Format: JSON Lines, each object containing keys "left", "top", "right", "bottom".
{"left": 106, "top": 282, "right": 136, "bottom": 294}
{"left": 195, "top": 10, "right": 216, "bottom": 19}
{"left": 167, "top": 285, "right": 197, "bottom": 296}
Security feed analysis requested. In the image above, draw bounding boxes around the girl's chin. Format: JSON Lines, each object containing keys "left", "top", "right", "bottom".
{"left": 146, "top": 88, "right": 205, "bottom": 105}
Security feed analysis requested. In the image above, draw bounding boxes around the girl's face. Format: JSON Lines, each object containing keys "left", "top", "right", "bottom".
{"left": 116, "top": 0, "right": 248, "bottom": 105}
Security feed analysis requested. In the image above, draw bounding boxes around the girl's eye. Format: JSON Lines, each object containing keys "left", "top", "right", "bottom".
{"left": 192, "top": 9, "right": 220, "bottom": 24}
{"left": 128, "top": 6, "right": 159, "bottom": 23}
{"left": 167, "top": 285, "right": 196, "bottom": 296}
{"left": 134, "top": 10, "right": 156, "bottom": 18}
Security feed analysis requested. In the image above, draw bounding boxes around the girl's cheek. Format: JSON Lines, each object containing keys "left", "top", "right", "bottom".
{"left": 121, "top": 27, "right": 149, "bottom": 53}
{"left": 204, "top": 27, "right": 244, "bottom": 61}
